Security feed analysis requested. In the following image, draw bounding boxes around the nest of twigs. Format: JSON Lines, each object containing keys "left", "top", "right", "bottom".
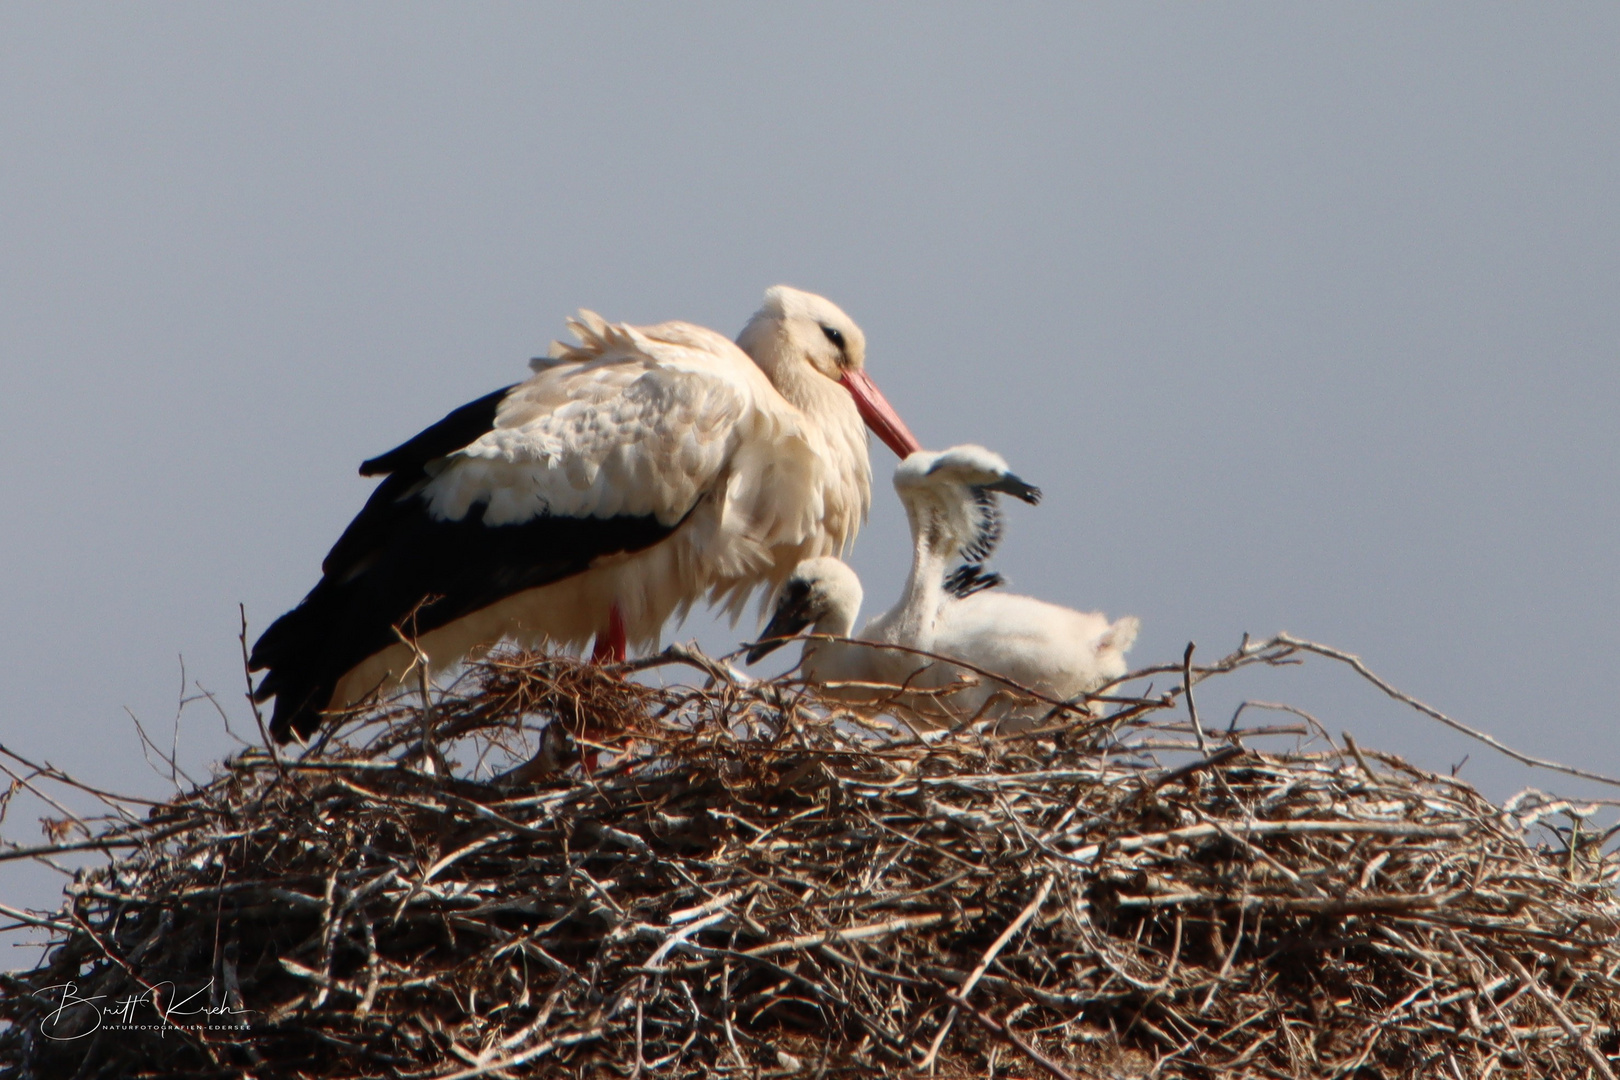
{"left": 4, "top": 636, "right": 1620, "bottom": 1079}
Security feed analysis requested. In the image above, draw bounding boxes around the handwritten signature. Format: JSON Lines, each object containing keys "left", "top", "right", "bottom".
{"left": 34, "top": 979, "right": 253, "bottom": 1041}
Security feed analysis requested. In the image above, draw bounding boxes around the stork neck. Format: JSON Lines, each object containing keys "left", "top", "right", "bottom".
{"left": 812, "top": 597, "right": 860, "bottom": 639}
{"left": 889, "top": 504, "right": 953, "bottom": 651}
{"left": 794, "top": 582, "right": 857, "bottom": 683}
{"left": 768, "top": 360, "right": 873, "bottom": 536}
{"left": 771, "top": 356, "right": 850, "bottom": 418}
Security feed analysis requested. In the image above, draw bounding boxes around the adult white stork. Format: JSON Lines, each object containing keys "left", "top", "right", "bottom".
{"left": 250, "top": 286, "right": 920, "bottom": 742}
{"left": 749, "top": 445, "right": 1139, "bottom": 727}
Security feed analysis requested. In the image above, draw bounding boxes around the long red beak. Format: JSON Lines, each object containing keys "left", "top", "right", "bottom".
{"left": 840, "top": 367, "right": 922, "bottom": 459}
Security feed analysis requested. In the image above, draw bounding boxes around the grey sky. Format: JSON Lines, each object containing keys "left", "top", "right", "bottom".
{"left": 3, "top": 5, "right": 1618, "bottom": 945}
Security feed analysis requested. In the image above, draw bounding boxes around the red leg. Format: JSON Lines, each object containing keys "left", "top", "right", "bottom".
{"left": 580, "top": 603, "right": 629, "bottom": 773}
{"left": 504, "top": 604, "right": 625, "bottom": 783}
{"left": 590, "top": 602, "right": 627, "bottom": 663}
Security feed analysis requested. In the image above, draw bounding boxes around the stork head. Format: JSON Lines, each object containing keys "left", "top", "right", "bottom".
{"left": 895, "top": 445, "right": 1043, "bottom": 505}
{"left": 747, "top": 556, "right": 864, "bottom": 664}
{"left": 893, "top": 444, "right": 1042, "bottom": 567}
{"left": 737, "top": 285, "right": 921, "bottom": 459}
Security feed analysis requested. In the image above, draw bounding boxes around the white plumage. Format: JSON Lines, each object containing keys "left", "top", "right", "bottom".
{"left": 251, "top": 286, "right": 920, "bottom": 741}
{"left": 751, "top": 445, "right": 1139, "bottom": 728}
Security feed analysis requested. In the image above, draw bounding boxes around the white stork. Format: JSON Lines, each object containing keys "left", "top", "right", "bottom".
{"left": 750, "top": 445, "right": 1139, "bottom": 727}
{"left": 250, "top": 286, "right": 920, "bottom": 742}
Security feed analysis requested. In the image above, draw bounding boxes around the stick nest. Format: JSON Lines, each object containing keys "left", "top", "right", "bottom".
{"left": 3, "top": 639, "right": 1619, "bottom": 1079}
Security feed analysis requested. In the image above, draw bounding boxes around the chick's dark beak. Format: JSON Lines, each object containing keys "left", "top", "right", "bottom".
{"left": 747, "top": 584, "right": 817, "bottom": 664}
{"left": 985, "top": 473, "right": 1042, "bottom": 505}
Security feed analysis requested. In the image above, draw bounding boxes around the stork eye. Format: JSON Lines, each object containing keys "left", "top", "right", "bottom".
{"left": 820, "top": 325, "right": 846, "bottom": 351}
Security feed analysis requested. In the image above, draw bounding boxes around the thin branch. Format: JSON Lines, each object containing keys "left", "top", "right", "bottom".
{"left": 1274, "top": 633, "right": 1620, "bottom": 789}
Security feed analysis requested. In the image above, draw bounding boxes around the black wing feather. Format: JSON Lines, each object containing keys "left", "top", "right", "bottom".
{"left": 358, "top": 384, "right": 515, "bottom": 477}
{"left": 324, "top": 383, "right": 517, "bottom": 579}
{"left": 958, "top": 487, "right": 1005, "bottom": 565}
{"left": 943, "top": 564, "right": 1006, "bottom": 598}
